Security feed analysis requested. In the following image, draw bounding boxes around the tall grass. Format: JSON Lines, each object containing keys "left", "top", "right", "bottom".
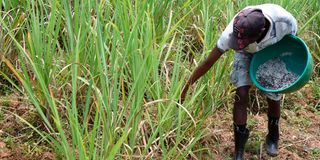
{"left": 0, "top": 0, "right": 319, "bottom": 159}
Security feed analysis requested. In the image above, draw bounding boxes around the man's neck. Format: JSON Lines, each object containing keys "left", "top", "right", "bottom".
{"left": 256, "top": 18, "right": 270, "bottom": 43}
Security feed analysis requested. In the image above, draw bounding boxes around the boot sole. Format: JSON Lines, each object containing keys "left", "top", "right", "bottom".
{"left": 265, "top": 135, "right": 279, "bottom": 157}
{"left": 267, "top": 151, "right": 278, "bottom": 157}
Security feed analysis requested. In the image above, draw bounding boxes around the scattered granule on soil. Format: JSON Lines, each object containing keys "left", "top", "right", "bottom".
{"left": 256, "top": 58, "right": 299, "bottom": 90}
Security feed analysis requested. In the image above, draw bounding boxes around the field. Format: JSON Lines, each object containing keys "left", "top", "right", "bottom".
{"left": 0, "top": 0, "right": 319, "bottom": 159}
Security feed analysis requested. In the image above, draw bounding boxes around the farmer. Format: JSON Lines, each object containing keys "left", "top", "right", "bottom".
{"left": 180, "top": 4, "right": 297, "bottom": 160}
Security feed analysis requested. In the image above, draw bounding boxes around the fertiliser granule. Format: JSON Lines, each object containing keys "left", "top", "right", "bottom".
{"left": 256, "top": 58, "right": 299, "bottom": 90}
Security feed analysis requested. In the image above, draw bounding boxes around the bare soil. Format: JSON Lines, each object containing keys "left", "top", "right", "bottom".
{"left": 0, "top": 93, "right": 56, "bottom": 160}
{"left": 200, "top": 85, "right": 320, "bottom": 160}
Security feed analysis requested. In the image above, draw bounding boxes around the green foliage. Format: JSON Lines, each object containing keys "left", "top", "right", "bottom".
{"left": 0, "top": 0, "right": 319, "bottom": 159}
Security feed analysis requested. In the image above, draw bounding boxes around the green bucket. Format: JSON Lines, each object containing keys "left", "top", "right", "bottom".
{"left": 249, "top": 35, "right": 313, "bottom": 93}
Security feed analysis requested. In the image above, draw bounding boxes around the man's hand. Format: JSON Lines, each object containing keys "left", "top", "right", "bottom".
{"left": 180, "top": 83, "right": 189, "bottom": 103}
{"left": 179, "top": 46, "right": 223, "bottom": 104}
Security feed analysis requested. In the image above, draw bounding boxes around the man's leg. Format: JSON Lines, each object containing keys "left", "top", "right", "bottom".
{"left": 230, "top": 52, "right": 253, "bottom": 160}
{"left": 266, "top": 97, "right": 281, "bottom": 156}
{"left": 234, "top": 86, "right": 251, "bottom": 124}
{"left": 267, "top": 98, "right": 280, "bottom": 117}
{"left": 233, "top": 85, "right": 251, "bottom": 160}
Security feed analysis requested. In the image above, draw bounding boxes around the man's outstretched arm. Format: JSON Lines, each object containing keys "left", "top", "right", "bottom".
{"left": 180, "top": 46, "right": 224, "bottom": 103}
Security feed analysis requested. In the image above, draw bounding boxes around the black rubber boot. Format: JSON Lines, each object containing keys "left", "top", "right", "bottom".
{"left": 266, "top": 116, "right": 279, "bottom": 157}
{"left": 234, "top": 124, "right": 250, "bottom": 160}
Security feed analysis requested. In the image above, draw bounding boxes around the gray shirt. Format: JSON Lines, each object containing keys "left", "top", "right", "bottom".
{"left": 217, "top": 3, "right": 297, "bottom": 53}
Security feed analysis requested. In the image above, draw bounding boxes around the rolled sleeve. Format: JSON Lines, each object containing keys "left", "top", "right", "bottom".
{"left": 217, "top": 19, "right": 234, "bottom": 52}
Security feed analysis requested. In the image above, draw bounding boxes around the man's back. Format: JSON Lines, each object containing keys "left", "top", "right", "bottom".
{"left": 217, "top": 3, "right": 297, "bottom": 53}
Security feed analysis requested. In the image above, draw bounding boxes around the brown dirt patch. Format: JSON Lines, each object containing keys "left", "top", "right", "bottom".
{"left": 199, "top": 87, "right": 320, "bottom": 159}
{"left": 0, "top": 93, "right": 55, "bottom": 160}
